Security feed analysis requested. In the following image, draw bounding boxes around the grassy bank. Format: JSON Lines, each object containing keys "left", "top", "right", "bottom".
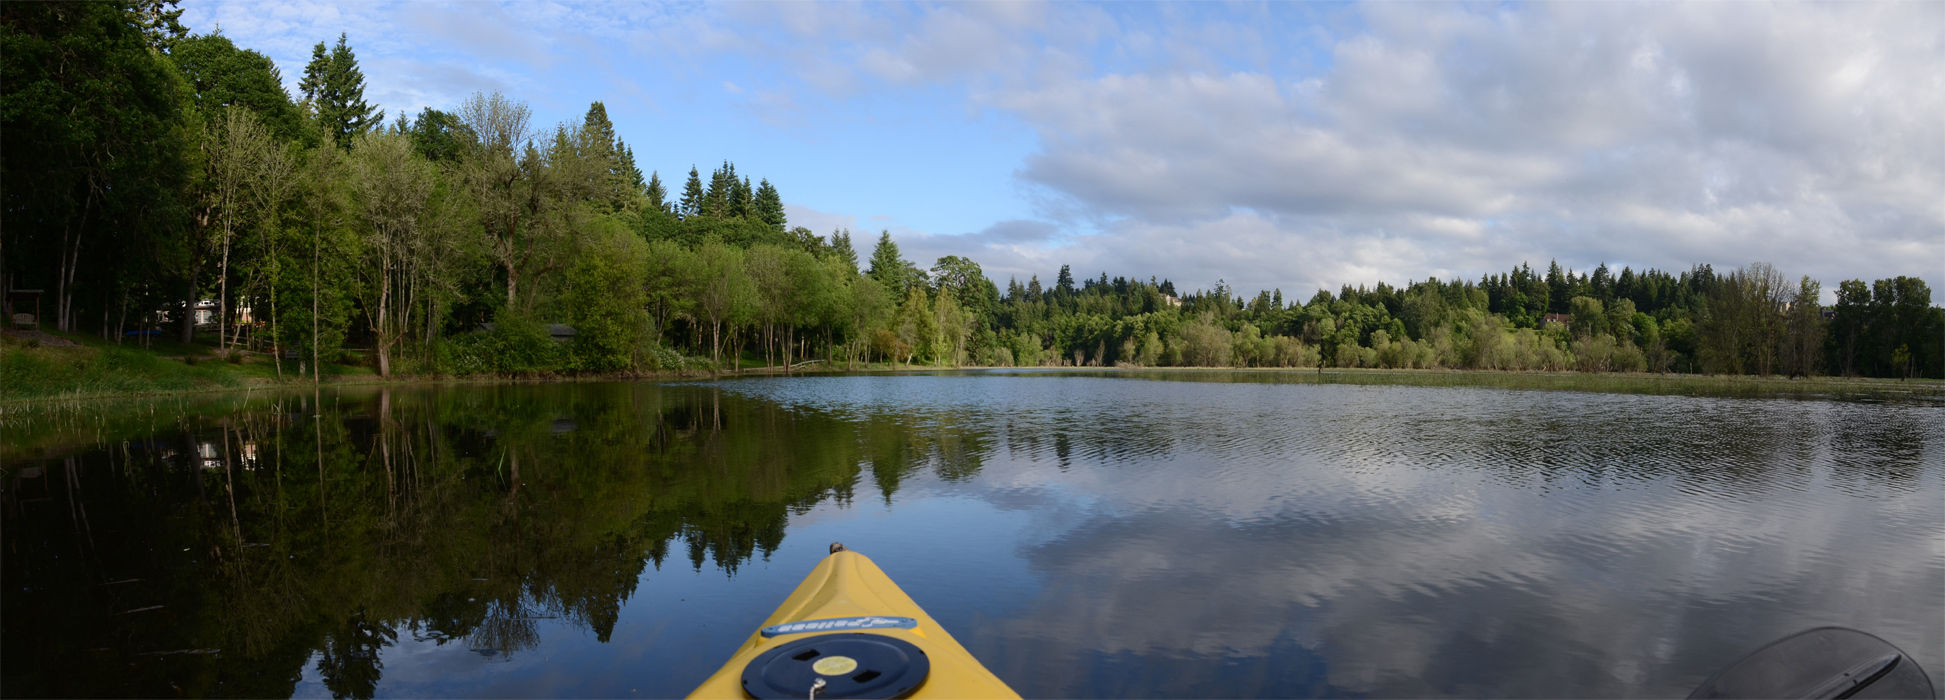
{"left": 7, "top": 329, "right": 1941, "bottom": 407}
{"left": 0, "top": 329, "right": 378, "bottom": 403}
{"left": 0, "top": 329, "right": 748, "bottom": 405}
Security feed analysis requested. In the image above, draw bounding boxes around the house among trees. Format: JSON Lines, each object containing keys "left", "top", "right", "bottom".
{"left": 1541, "top": 313, "right": 1572, "bottom": 327}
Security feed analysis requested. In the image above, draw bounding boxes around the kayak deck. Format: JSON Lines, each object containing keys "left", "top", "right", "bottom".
{"left": 689, "top": 546, "right": 1018, "bottom": 699}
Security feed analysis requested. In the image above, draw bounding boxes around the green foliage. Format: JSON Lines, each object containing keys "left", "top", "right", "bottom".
{"left": 753, "top": 178, "right": 786, "bottom": 233}
{"left": 895, "top": 286, "right": 937, "bottom": 365}
{"left": 1569, "top": 296, "right": 1608, "bottom": 338}
{"left": 1178, "top": 316, "right": 1232, "bottom": 367}
{"left": 439, "top": 311, "right": 569, "bottom": 375}
{"left": 867, "top": 231, "right": 927, "bottom": 297}
{"left": 299, "top": 33, "right": 382, "bottom": 150}
{"left": 401, "top": 107, "right": 472, "bottom": 163}
{"left": 2, "top": 0, "right": 188, "bottom": 337}
{"left": 170, "top": 31, "right": 307, "bottom": 144}
{"left": 566, "top": 219, "right": 649, "bottom": 372}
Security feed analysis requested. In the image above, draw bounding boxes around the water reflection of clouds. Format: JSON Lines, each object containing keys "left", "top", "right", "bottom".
{"left": 962, "top": 479, "right": 1939, "bottom": 697}
{"left": 722, "top": 376, "right": 1945, "bottom": 698}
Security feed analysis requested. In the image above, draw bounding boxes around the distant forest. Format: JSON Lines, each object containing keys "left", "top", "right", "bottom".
{"left": 5, "top": 3, "right": 1940, "bottom": 380}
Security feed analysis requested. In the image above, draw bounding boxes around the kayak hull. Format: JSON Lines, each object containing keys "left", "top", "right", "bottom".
{"left": 689, "top": 550, "right": 1018, "bottom": 699}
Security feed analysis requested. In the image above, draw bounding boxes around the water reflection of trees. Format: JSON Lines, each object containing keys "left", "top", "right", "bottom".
{"left": 0, "top": 383, "right": 960, "bottom": 699}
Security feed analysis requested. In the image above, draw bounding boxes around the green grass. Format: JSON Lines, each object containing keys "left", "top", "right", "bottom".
{"left": 0, "top": 328, "right": 380, "bottom": 403}
{"left": 2, "top": 337, "right": 243, "bottom": 401}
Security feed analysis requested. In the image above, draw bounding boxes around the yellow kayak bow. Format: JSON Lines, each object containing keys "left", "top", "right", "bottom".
{"left": 689, "top": 544, "right": 1019, "bottom": 700}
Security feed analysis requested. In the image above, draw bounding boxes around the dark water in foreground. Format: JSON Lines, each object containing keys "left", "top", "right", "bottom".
{"left": 3, "top": 372, "right": 1941, "bottom": 698}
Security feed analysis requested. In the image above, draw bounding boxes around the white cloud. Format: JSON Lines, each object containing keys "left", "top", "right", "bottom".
{"left": 782, "top": 203, "right": 856, "bottom": 237}
{"left": 733, "top": 1, "right": 1945, "bottom": 292}
{"left": 187, "top": 0, "right": 1945, "bottom": 294}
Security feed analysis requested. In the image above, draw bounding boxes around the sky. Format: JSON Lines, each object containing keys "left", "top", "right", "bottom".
{"left": 182, "top": 1, "right": 1943, "bottom": 300}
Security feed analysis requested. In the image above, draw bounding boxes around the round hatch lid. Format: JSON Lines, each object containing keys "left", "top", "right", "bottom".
{"left": 740, "top": 632, "right": 930, "bottom": 699}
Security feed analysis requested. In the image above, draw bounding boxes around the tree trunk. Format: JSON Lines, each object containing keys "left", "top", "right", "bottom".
{"left": 218, "top": 218, "right": 233, "bottom": 351}
{"left": 376, "top": 268, "right": 392, "bottom": 378}
{"left": 181, "top": 260, "right": 202, "bottom": 344}
{"left": 57, "top": 187, "right": 95, "bottom": 333}
{"left": 312, "top": 218, "right": 321, "bottom": 383}
{"left": 505, "top": 261, "right": 519, "bottom": 312}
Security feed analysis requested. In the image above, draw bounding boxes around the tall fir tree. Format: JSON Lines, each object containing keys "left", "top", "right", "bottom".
{"left": 753, "top": 178, "right": 786, "bottom": 233}
{"left": 299, "top": 33, "right": 382, "bottom": 150}
{"left": 578, "top": 101, "right": 639, "bottom": 211}
{"left": 704, "top": 162, "right": 730, "bottom": 218}
{"left": 830, "top": 229, "right": 858, "bottom": 271}
{"left": 732, "top": 175, "right": 752, "bottom": 219}
{"left": 133, "top": 0, "right": 189, "bottom": 50}
{"left": 867, "top": 231, "right": 907, "bottom": 293}
{"left": 645, "top": 171, "right": 669, "bottom": 213}
{"left": 620, "top": 143, "right": 645, "bottom": 197}
{"left": 871, "top": 231, "right": 921, "bottom": 293}
{"left": 680, "top": 166, "right": 704, "bottom": 218}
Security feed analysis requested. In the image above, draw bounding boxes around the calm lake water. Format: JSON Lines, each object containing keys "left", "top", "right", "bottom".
{"left": 4, "top": 372, "right": 1941, "bottom": 698}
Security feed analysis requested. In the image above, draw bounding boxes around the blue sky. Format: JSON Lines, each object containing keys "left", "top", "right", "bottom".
{"left": 184, "top": 1, "right": 1942, "bottom": 299}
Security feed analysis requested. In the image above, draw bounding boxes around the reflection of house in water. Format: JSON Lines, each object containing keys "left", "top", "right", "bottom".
{"left": 10, "top": 465, "right": 53, "bottom": 502}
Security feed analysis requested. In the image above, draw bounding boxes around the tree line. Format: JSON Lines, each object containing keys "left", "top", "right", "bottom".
{"left": 4, "top": 2, "right": 1939, "bottom": 381}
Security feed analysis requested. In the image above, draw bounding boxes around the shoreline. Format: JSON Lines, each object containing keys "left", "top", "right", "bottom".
{"left": 6, "top": 328, "right": 1940, "bottom": 408}
{"left": 5, "top": 362, "right": 1940, "bottom": 409}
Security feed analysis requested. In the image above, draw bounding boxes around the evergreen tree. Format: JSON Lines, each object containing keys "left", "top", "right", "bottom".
{"left": 578, "top": 101, "right": 637, "bottom": 211}
{"left": 1545, "top": 260, "right": 1567, "bottom": 313}
{"left": 133, "top": 0, "right": 189, "bottom": 50}
{"left": 753, "top": 178, "right": 786, "bottom": 233}
{"left": 582, "top": 101, "right": 617, "bottom": 151}
{"left": 830, "top": 229, "right": 858, "bottom": 271}
{"left": 680, "top": 166, "right": 704, "bottom": 218}
{"left": 403, "top": 107, "right": 469, "bottom": 163}
{"left": 299, "top": 33, "right": 382, "bottom": 150}
{"left": 704, "top": 163, "right": 728, "bottom": 218}
{"left": 867, "top": 231, "right": 924, "bottom": 295}
{"left": 620, "top": 143, "right": 645, "bottom": 197}
{"left": 868, "top": 231, "right": 902, "bottom": 285}
{"left": 645, "top": 171, "right": 669, "bottom": 213}
{"left": 1056, "top": 265, "right": 1076, "bottom": 296}
{"left": 731, "top": 174, "right": 752, "bottom": 219}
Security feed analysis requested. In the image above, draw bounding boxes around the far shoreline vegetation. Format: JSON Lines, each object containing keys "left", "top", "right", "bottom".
{"left": 2, "top": 322, "right": 1940, "bottom": 408}
{"left": 4, "top": 5, "right": 1942, "bottom": 408}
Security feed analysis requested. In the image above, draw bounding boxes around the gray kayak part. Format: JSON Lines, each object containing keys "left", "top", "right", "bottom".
{"left": 1689, "top": 627, "right": 1934, "bottom": 699}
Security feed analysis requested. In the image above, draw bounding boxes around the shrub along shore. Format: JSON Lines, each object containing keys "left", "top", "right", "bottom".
{"left": 5, "top": 327, "right": 1937, "bottom": 407}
